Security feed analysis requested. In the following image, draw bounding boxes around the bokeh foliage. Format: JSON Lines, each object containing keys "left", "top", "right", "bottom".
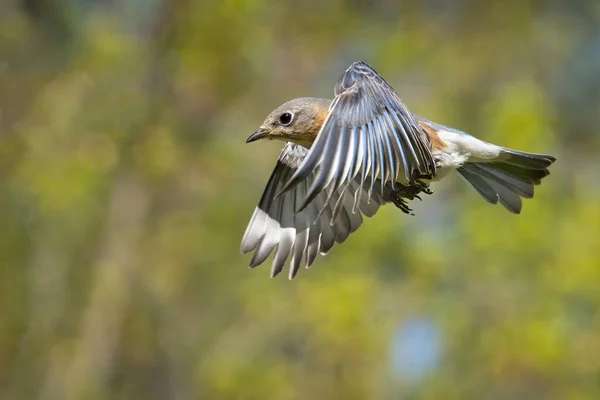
{"left": 1, "top": 1, "right": 599, "bottom": 399}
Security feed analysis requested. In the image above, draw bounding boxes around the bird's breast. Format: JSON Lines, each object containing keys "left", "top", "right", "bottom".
{"left": 417, "top": 120, "right": 447, "bottom": 151}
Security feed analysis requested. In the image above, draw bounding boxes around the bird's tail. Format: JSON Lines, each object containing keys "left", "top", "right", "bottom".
{"left": 457, "top": 148, "right": 556, "bottom": 214}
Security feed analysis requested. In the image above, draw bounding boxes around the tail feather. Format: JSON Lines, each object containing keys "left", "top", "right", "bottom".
{"left": 491, "top": 162, "right": 549, "bottom": 184}
{"left": 458, "top": 166, "right": 498, "bottom": 205}
{"left": 501, "top": 148, "right": 556, "bottom": 170}
{"left": 458, "top": 148, "right": 555, "bottom": 214}
{"left": 485, "top": 178, "right": 523, "bottom": 214}
{"left": 466, "top": 163, "right": 534, "bottom": 198}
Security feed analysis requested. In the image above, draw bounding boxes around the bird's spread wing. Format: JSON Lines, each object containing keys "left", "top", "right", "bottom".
{"left": 241, "top": 143, "right": 391, "bottom": 279}
{"left": 278, "top": 61, "right": 436, "bottom": 212}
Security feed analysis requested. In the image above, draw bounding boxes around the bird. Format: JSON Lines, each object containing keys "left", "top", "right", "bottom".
{"left": 241, "top": 61, "right": 556, "bottom": 279}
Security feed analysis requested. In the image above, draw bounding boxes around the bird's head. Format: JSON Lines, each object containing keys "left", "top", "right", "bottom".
{"left": 246, "top": 97, "right": 331, "bottom": 148}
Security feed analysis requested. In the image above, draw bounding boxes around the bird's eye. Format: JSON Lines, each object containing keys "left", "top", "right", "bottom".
{"left": 279, "top": 112, "right": 294, "bottom": 126}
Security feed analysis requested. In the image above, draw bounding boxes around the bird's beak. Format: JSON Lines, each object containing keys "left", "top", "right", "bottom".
{"left": 246, "top": 128, "right": 270, "bottom": 143}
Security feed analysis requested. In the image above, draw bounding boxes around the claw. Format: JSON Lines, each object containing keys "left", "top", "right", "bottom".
{"left": 390, "top": 192, "right": 413, "bottom": 215}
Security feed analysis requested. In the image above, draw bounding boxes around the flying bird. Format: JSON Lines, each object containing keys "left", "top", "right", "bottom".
{"left": 241, "top": 61, "right": 555, "bottom": 279}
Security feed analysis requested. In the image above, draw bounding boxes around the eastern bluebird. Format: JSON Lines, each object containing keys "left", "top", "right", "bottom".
{"left": 242, "top": 61, "right": 556, "bottom": 279}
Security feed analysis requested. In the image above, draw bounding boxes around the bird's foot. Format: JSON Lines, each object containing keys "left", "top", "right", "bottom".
{"left": 390, "top": 181, "right": 434, "bottom": 215}
{"left": 390, "top": 191, "right": 414, "bottom": 215}
{"left": 414, "top": 179, "right": 434, "bottom": 195}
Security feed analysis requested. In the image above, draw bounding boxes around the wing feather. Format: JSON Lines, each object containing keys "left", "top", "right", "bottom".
{"left": 279, "top": 61, "right": 435, "bottom": 212}
{"left": 241, "top": 143, "right": 391, "bottom": 277}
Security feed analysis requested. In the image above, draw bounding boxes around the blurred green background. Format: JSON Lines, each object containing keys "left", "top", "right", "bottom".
{"left": 1, "top": 1, "right": 599, "bottom": 399}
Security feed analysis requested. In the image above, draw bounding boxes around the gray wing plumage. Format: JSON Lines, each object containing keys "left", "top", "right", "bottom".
{"left": 279, "top": 61, "right": 436, "bottom": 213}
{"left": 241, "top": 143, "right": 391, "bottom": 279}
